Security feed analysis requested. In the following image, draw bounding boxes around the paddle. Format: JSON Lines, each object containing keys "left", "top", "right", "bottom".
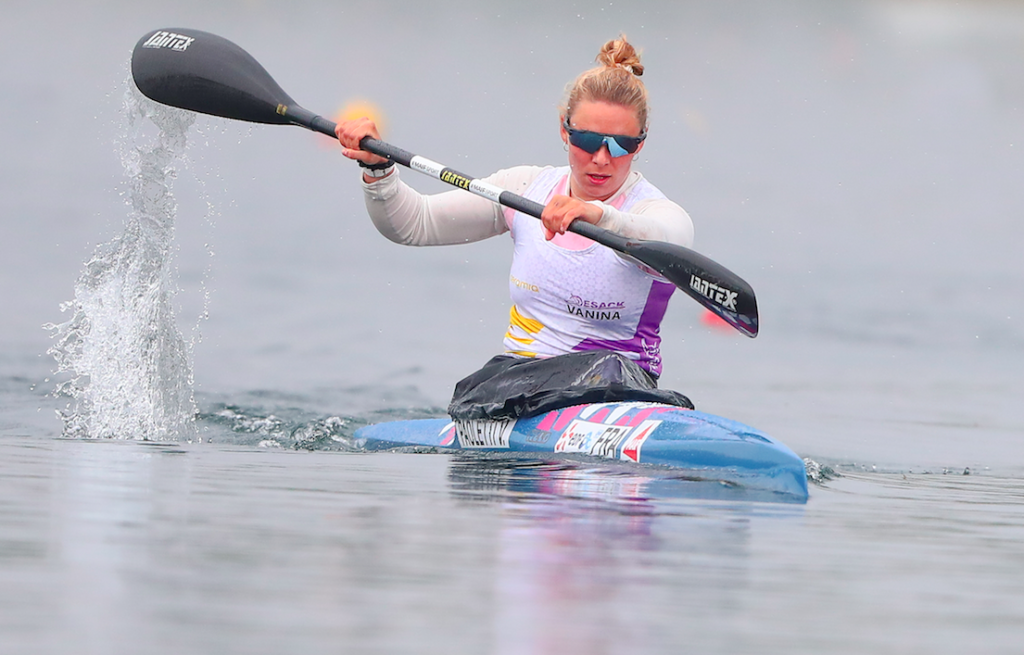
{"left": 131, "top": 28, "right": 759, "bottom": 337}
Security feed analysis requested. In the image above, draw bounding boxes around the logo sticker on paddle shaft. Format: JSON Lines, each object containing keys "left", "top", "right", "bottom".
{"left": 142, "top": 31, "right": 196, "bottom": 52}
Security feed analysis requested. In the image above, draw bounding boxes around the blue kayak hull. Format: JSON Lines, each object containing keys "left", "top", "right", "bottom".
{"left": 354, "top": 402, "right": 808, "bottom": 500}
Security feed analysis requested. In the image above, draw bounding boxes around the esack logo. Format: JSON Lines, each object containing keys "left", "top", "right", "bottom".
{"left": 142, "top": 31, "right": 195, "bottom": 52}
{"left": 565, "top": 295, "right": 624, "bottom": 321}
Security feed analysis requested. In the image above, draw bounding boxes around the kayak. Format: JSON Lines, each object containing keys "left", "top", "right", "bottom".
{"left": 354, "top": 401, "right": 808, "bottom": 501}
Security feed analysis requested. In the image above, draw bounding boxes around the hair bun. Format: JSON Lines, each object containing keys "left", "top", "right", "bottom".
{"left": 597, "top": 36, "right": 644, "bottom": 77}
{"left": 561, "top": 35, "right": 651, "bottom": 132}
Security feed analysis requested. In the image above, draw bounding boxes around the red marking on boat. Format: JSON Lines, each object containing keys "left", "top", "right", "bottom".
{"left": 621, "top": 422, "right": 657, "bottom": 463}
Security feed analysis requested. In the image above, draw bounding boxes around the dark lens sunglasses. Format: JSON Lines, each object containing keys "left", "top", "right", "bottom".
{"left": 563, "top": 118, "right": 646, "bottom": 157}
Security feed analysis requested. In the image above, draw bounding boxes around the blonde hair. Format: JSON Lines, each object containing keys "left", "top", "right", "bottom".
{"left": 561, "top": 36, "right": 649, "bottom": 132}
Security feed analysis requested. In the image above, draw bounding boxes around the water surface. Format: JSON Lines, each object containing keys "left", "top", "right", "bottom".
{"left": 2, "top": 1, "right": 1023, "bottom": 653}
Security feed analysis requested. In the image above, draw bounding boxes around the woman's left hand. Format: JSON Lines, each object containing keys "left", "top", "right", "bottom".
{"left": 541, "top": 195, "right": 603, "bottom": 240}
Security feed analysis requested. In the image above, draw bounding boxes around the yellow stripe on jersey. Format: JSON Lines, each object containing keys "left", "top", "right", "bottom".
{"left": 504, "top": 304, "right": 544, "bottom": 358}
{"left": 506, "top": 350, "right": 538, "bottom": 358}
{"left": 508, "top": 304, "right": 544, "bottom": 334}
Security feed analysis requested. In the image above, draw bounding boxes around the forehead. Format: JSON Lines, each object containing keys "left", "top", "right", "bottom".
{"left": 567, "top": 101, "right": 642, "bottom": 135}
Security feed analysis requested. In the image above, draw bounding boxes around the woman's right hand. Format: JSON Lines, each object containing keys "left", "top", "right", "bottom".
{"left": 335, "top": 117, "right": 390, "bottom": 166}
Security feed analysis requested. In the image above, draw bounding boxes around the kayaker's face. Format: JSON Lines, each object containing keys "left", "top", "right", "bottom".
{"left": 561, "top": 100, "right": 645, "bottom": 202}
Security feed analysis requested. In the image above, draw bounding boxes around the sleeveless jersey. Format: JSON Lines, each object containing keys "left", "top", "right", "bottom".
{"left": 501, "top": 167, "right": 676, "bottom": 376}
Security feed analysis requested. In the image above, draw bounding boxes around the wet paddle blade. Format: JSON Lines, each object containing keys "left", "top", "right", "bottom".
{"left": 131, "top": 28, "right": 294, "bottom": 124}
{"left": 624, "top": 240, "right": 759, "bottom": 337}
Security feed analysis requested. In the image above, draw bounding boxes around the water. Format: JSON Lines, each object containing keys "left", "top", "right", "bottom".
{"left": 3, "top": 1, "right": 1024, "bottom": 653}
{"left": 45, "top": 86, "right": 199, "bottom": 440}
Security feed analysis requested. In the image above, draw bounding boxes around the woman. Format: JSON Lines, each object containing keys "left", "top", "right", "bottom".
{"left": 336, "top": 36, "right": 695, "bottom": 418}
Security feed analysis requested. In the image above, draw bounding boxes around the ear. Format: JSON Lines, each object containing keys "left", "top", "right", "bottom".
{"left": 559, "top": 115, "right": 569, "bottom": 144}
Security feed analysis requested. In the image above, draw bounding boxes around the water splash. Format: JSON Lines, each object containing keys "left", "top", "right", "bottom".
{"left": 45, "top": 82, "right": 198, "bottom": 440}
{"left": 204, "top": 405, "right": 356, "bottom": 450}
{"left": 803, "top": 457, "right": 839, "bottom": 485}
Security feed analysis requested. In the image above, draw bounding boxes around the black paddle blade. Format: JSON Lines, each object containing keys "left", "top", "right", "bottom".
{"left": 131, "top": 28, "right": 294, "bottom": 124}
{"left": 624, "top": 240, "right": 759, "bottom": 337}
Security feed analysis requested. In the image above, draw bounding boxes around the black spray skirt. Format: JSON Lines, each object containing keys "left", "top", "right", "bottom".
{"left": 448, "top": 351, "right": 694, "bottom": 421}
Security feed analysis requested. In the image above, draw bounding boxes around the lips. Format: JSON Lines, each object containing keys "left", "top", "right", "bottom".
{"left": 586, "top": 173, "right": 611, "bottom": 185}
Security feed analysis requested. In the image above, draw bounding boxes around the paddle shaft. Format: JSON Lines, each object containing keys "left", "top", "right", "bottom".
{"left": 283, "top": 105, "right": 627, "bottom": 250}
{"left": 130, "top": 27, "right": 758, "bottom": 335}
{"left": 284, "top": 104, "right": 755, "bottom": 334}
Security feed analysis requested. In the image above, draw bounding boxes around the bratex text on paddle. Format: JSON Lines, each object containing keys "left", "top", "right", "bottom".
{"left": 689, "top": 275, "right": 738, "bottom": 311}
{"left": 143, "top": 31, "right": 195, "bottom": 52}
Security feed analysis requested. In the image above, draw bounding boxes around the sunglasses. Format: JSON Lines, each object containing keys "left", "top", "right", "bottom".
{"left": 563, "top": 118, "right": 646, "bottom": 157}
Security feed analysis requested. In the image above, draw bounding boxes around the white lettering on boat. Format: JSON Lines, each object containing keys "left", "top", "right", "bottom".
{"left": 555, "top": 421, "right": 630, "bottom": 457}
{"left": 556, "top": 419, "right": 662, "bottom": 462}
{"left": 142, "top": 31, "right": 196, "bottom": 52}
{"left": 689, "top": 275, "right": 738, "bottom": 311}
{"left": 455, "top": 418, "right": 515, "bottom": 449}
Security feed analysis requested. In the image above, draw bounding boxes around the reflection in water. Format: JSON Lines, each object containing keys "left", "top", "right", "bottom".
{"left": 448, "top": 453, "right": 809, "bottom": 505}
{"left": 446, "top": 455, "right": 804, "bottom": 653}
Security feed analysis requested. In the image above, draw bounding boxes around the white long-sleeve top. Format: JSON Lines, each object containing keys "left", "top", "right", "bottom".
{"left": 361, "top": 165, "right": 694, "bottom": 248}
{"left": 359, "top": 164, "right": 694, "bottom": 376}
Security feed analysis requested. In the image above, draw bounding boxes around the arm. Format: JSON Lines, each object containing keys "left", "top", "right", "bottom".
{"left": 540, "top": 175, "right": 694, "bottom": 247}
{"left": 364, "top": 165, "right": 542, "bottom": 245}
{"left": 596, "top": 197, "right": 694, "bottom": 247}
{"left": 361, "top": 168, "right": 514, "bottom": 246}
{"left": 335, "top": 116, "right": 542, "bottom": 246}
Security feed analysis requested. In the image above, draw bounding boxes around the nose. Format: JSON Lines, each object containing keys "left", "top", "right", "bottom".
{"left": 592, "top": 144, "right": 612, "bottom": 165}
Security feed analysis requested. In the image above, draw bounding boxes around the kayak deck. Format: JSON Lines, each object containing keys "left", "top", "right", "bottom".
{"left": 354, "top": 402, "right": 808, "bottom": 501}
